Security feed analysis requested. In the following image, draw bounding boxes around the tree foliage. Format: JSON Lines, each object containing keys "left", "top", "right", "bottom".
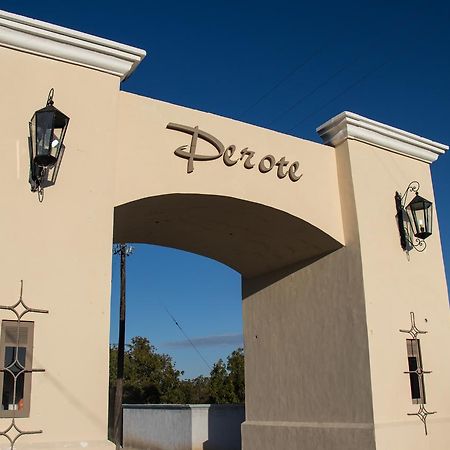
{"left": 227, "top": 347, "right": 245, "bottom": 402}
{"left": 209, "top": 348, "right": 244, "bottom": 403}
{"left": 109, "top": 337, "right": 244, "bottom": 405}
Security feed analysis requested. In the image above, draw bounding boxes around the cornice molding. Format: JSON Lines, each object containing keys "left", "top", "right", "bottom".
{"left": 317, "top": 111, "right": 448, "bottom": 164}
{"left": 0, "top": 9, "right": 146, "bottom": 80}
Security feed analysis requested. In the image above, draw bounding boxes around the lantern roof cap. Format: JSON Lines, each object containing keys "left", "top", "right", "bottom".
{"left": 317, "top": 111, "right": 448, "bottom": 164}
{"left": 33, "top": 102, "right": 69, "bottom": 119}
{"left": 0, "top": 9, "right": 146, "bottom": 80}
{"left": 407, "top": 192, "right": 432, "bottom": 207}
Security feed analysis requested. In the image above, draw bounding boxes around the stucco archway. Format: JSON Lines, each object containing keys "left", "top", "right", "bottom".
{"left": 112, "top": 192, "right": 351, "bottom": 450}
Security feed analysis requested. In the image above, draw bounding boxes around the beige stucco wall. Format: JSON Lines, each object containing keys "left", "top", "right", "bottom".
{"left": 241, "top": 137, "right": 376, "bottom": 450}
{"left": 344, "top": 139, "right": 450, "bottom": 449}
{"left": 0, "top": 45, "right": 118, "bottom": 449}
{"left": 241, "top": 136, "right": 450, "bottom": 450}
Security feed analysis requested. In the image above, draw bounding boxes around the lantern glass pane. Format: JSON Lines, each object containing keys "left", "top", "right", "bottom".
{"left": 50, "top": 110, "right": 69, "bottom": 161}
{"left": 406, "top": 194, "right": 433, "bottom": 239}
{"left": 37, "top": 111, "right": 53, "bottom": 154}
{"left": 429, "top": 202, "right": 433, "bottom": 235}
{"left": 416, "top": 208, "right": 426, "bottom": 235}
{"left": 34, "top": 111, "right": 57, "bottom": 167}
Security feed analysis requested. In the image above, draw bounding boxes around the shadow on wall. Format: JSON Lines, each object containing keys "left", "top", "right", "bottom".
{"left": 203, "top": 405, "right": 245, "bottom": 450}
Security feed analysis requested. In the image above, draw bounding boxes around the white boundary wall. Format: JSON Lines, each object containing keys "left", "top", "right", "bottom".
{"left": 123, "top": 404, "right": 245, "bottom": 450}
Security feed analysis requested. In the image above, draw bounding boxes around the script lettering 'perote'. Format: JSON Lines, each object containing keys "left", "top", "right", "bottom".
{"left": 166, "top": 123, "right": 303, "bottom": 182}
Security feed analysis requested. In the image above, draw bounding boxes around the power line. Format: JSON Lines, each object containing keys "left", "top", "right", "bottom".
{"left": 265, "top": 38, "right": 385, "bottom": 128}
{"left": 239, "top": 45, "right": 328, "bottom": 118}
{"left": 240, "top": 5, "right": 425, "bottom": 127}
{"left": 269, "top": 8, "right": 430, "bottom": 129}
{"left": 238, "top": 16, "right": 383, "bottom": 120}
{"left": 287, "top": 58, "right": 392, "bottom": 132}
{"left": 286, "top": 10, "right": 447, "bottom": 134}
{"left": 162, "top": 304, "right": 212, "bottom": 371}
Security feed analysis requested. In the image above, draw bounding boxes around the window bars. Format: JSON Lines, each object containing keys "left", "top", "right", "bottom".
{"left": 0, "top": 281, "right": 48, "bottom": 448}
{"left": 400, "top": 312, "right": 436, "bottom": 435}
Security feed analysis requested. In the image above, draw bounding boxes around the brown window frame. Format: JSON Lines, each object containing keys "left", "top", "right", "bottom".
{"left": 0, "top": 320, "right": 34, "bottom": 418}
{"left": 406, "top": 338, "right": 426, "bottom": 405}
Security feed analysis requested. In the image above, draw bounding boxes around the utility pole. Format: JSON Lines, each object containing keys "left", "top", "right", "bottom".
{"left": 113, "top": 243, "right": 133, "bottom": 450}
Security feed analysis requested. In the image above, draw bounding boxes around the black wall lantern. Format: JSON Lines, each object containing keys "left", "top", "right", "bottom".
{"left": 395, "top": 181, "right": 433, "bottom": 252}
{"left": 29, "top": 89, "right": 69, "bottom": 199}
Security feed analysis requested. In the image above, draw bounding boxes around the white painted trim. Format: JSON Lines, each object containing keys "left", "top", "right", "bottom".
{"left": 317, "top": 111, "right": 448, "bottom": 164}
{"left": 0, "top": 9, "right": 146, "bottom": 80}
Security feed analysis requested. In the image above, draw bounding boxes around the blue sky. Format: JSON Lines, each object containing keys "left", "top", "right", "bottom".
{"left": 4, "top": 0, "right": 449, "bottom": 378}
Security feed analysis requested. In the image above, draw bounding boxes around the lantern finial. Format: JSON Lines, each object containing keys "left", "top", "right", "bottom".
{"left": 46, "top": 88, "right": 54, "bottom": 106}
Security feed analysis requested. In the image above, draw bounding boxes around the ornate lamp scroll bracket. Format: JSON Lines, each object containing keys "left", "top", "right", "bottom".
{"left": 0, "top": 281, "right": 48, "bottom": 449}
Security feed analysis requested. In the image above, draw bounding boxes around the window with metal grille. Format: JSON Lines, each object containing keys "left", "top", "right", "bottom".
{"left": 406, "top": 339, "right": 426, "bottom": 404}
{"left": 0, "top": 321, "right": 34, "bottom": 418}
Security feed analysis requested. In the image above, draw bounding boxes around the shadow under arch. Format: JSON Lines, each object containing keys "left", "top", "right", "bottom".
{"left": 113, "top": 194, "right": 342, "bottom": 279}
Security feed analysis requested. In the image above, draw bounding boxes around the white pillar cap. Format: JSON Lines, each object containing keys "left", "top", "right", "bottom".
{"left": 317, "top": 111, "right": 448, "bottom": 164}
{"left": 0, "top": 9, "right": 146, "bottom": 80}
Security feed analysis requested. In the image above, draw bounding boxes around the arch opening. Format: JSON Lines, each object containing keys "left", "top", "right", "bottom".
{"left": 113, "top": 194, "right": 342, "bottom": 279}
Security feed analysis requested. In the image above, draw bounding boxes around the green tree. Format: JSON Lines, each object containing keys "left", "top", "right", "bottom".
{"left": 179, "top": 375, "right": 210, "bottom": 404}
{"left": 109, "top": 337, "right": 245, "bottom": 405}
{"left": 227, "top": 347, "right": 245, "bottom": 403}
{"left": 208, "top": 359, "right": 236, "bottom": 403}
{"left": 110, "top": 337, "right": 184, "bottom": 404}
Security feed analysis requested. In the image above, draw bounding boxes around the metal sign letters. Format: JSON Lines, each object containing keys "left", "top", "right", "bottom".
{"left": 167, "top": 123, "right": 302, "bottom": 182}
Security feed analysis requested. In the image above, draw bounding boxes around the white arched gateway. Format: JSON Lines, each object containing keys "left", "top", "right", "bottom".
{"left": 0, "top": 9, "right": 449, "bottom": 450}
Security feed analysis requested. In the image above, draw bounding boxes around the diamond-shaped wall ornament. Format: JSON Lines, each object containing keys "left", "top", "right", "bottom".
{"left": 0, "top": 280, "right": 49, "bottom": 320}
{"left": 399, "top": 311, "right": 427, "bottom": 340}
{"left": 407, "top": 404, "right": 436, "bottom": 436}
{"left": 0, "top": 418, "right": 42, "bottom": 447}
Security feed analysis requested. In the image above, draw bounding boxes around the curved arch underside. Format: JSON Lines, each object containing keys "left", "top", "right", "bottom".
{"left": 113, "top": 194, "right": 342, "bottom": 278}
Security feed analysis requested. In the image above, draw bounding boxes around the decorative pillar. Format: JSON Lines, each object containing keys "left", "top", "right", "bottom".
{"left": 317, "top": 112, "right": 449, "bottom": 449}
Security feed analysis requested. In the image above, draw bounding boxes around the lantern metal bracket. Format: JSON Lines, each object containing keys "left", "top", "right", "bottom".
{"left": 395, "top": 181, "right": 426, "bottom": 252}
